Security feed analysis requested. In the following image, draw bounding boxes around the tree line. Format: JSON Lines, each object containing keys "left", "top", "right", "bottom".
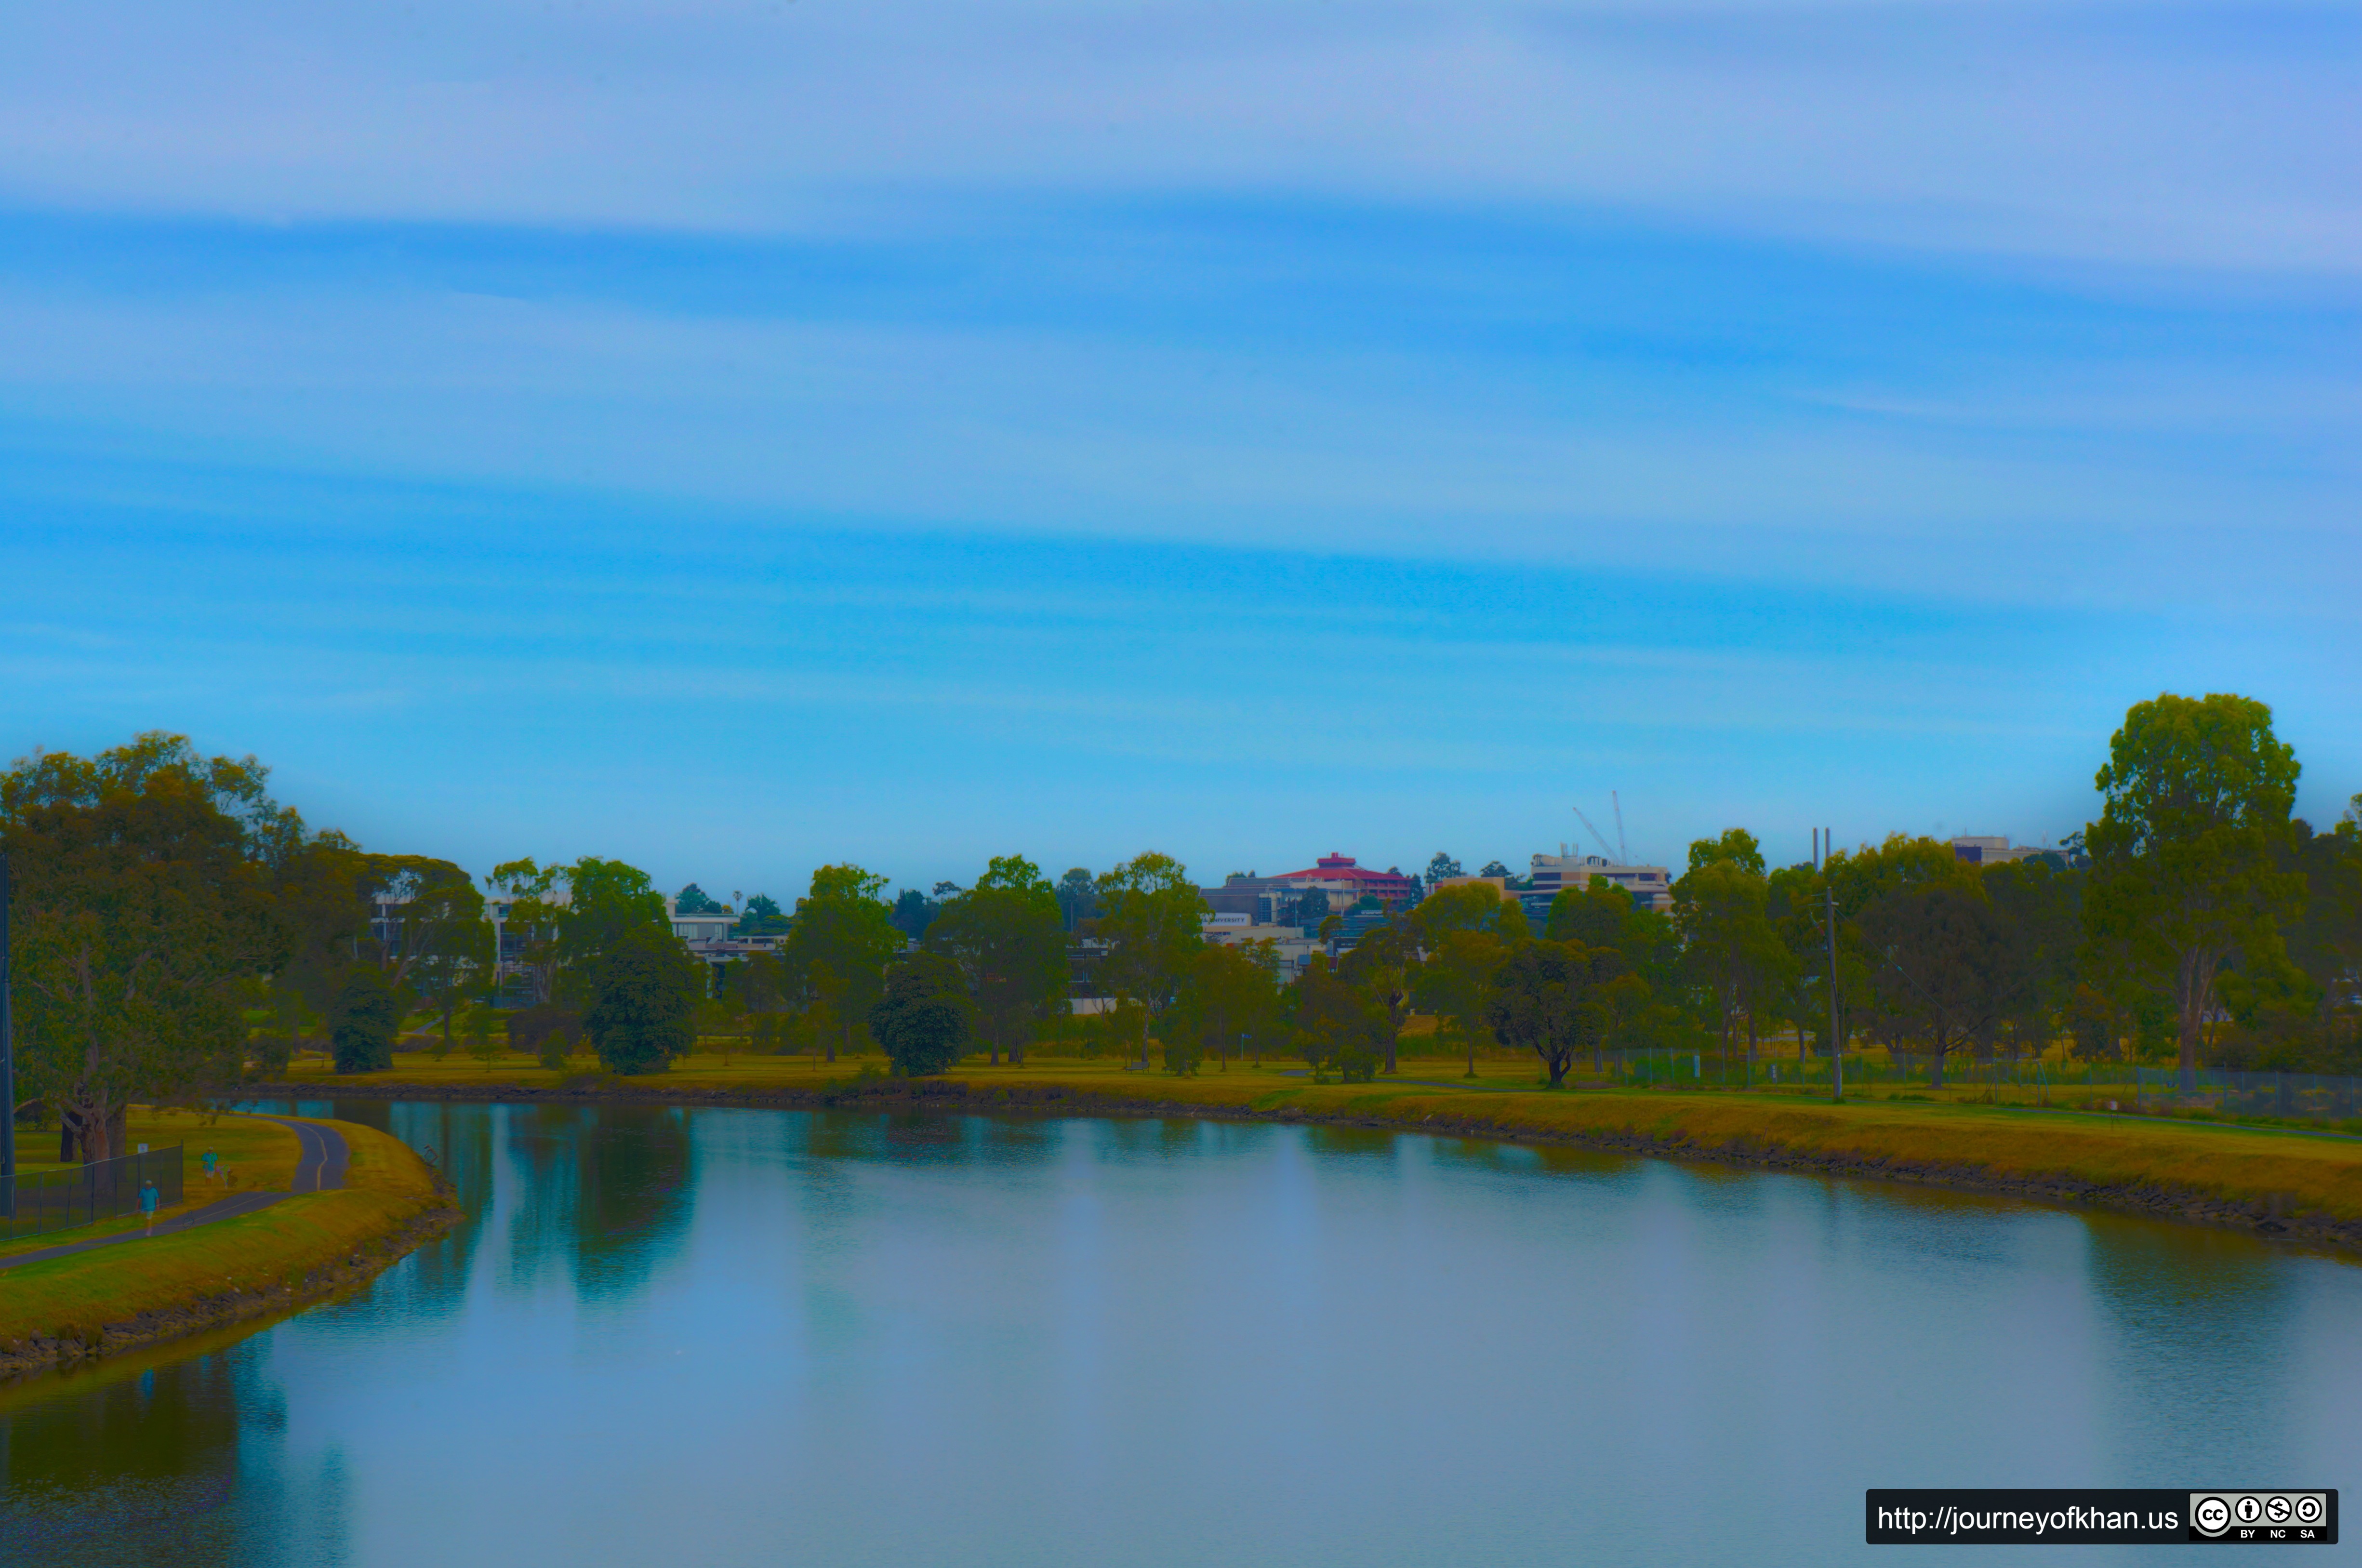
{"left": 3, "top": 695, "right": 2356, "bottom": 1159}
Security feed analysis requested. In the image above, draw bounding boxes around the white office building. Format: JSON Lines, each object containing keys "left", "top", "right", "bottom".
{"left": 1527, "top": 850, "right": 1674, "bottom": 912}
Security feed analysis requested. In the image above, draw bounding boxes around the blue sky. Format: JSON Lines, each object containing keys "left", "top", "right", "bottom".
{"left": 1, "top": 0, "right": 2356, "bottom": 901}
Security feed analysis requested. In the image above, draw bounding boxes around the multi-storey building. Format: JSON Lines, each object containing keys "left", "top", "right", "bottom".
{"left": 1526, "top": 850, "right": 1674, "bottom": 913}
{"left": 1950, "top": 836, "right": 2050, "bottom": 866}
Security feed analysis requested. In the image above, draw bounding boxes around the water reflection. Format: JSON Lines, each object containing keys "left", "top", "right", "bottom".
{"left": 497, "top": 1105, "right": 696, "bottom": 1301}
{"left": 1, "top": 1104, "right": 2357, "bottom": 1568}
{"left": 0, "top": 1355, "right": 248, "bottom": 1561}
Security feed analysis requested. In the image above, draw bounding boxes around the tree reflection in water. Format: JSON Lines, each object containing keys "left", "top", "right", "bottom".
{"left": 0, "top": 1353, "right": 263, "bottom": 1565}
{"left": 501, "top": 1104, "right": 697, "bottom": 1301}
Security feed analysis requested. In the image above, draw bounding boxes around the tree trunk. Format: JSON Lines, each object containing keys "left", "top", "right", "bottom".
{"left": 2177, "top": 1009, "right": 2202, "bottom": 1092}
{"left": 1928, "top": 1039, "right": 1946, "bottom": 1089}
{"left": 75, "top": 1102, "right": 121, "bottom": 1163}
{"left": 1465, "top": 1026, "right": 1477, "bottom": 1079}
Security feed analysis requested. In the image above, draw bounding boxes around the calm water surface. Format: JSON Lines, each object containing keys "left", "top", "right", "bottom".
{"left": 2, "top": 1100, "right": 2357, "bottom": 1566}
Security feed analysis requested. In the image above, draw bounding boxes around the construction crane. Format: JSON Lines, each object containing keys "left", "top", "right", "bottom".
{"left": 1611, "top": 791, "right": 1630, "bottom": 864}
{"left": 1571, "top": 804, "right": 1619, "bottom": 863}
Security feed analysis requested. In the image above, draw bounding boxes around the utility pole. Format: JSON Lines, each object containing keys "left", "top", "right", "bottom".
{"left": 1, "top": 851, "right": 14, "bottom": 1212}
{"left": 1823, "top": 827, "right": 1842, "bottom": 1101}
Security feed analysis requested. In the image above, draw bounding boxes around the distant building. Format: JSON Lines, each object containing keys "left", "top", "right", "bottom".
{"left": 1951, "top": 836, "right": 2048, "bottom": 866}
{"left": 1200, "top": 917, "right": 1320, "bottom": 981}
{"left": 667, "top": 896, "right": 783, "bottom": 995}
{"left": 1526, "top": 850, "right": 1673, "bottom": 913}
{"left": 1267, "top": 854, "right": 1421, "bottom": 915}
{"left": 1201, "top": 879, "right": 1279, "bottom": 920}
{"left": 1203, "top": 857, "right": 1420, "bottom": 923}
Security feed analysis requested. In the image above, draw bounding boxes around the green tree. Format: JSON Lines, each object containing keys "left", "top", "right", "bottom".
{"left": 783, "top": 864, "right": 904, "bottom": 1062}
{"left": 1673, "top": 854, "right": 1787, "bottom": 1079}
{"left": 1687, "top": 828, "right": 1765, "bottom": 877}
{"left": 1, "top": 735, "right": 300, "bottom": 1160}
{"left": 460, "top": 1002, "right": 502, "bottom": 1068}
{"left": 674, "top": 882, "right": 727, "bottom": 914}
{"left": 1410, "top": 881, "right": 1528, "bottom": 944}
{"left": 1544, "top": 875, "right": 1632, "bottom": 947}
{"left": 483, "top": 856, "right": 666, "bottom": 1008}
{"left": 363, "top": 856, "right": 490, "bottom": 1056}
{"left": 1424, "top": 852, "right": 1463, "bottom": 886}
{"left": 1412, "top": 928, "right": 1510, "bottom": 1078}
{"left": 1093, "top": 853, "right": 1208, "bottom": 1068}
{"left": 581, "top": 923, "right": 704, "bottom": 1074}
{"left": 1055, "top": 867, "right": 1099, "bottom": 931}
{"left": 733, "top": 892, "right": 790, "bottom": 936}
{"left": 1982, "top": 857, "right": 2082, "bottom": 1061}
{"left": 1859, "top": 883, "right": 2004, "bottom": 1087}
{"left": 2083, "top": 693, "right": 2305, "bottom": 1089}
{"left": 1407, "top": 881, "right": 1527, "bottom": 1077}
{"left": 1290, "top": 954, "right": 1390, "bottom": 1082}
{"left": 330, "top": 965, "right": 400, "bottom": 1073}
{"left": 1484, "top": 939, "right": 1629, "bottom": 1088}
{"left": 1171, "top": 940, "right": 1282, "bottom": 1070}
{"left": 263, "top": 829, "right": 376, "bottom": 1056}
{"left": 1337, "top": 917, "right": 1416, "bottom": 1073}
{"left": 891, "top": 887, "right": 941, "bottom": 941}
{"left": 870, "top": 951, "right": 975, "bottom": 1076}
{"left": 925, "top": 855, "right": 1068, "bottom": 1065}
{"left": 485, "top": 858, "right": 568, "bottom": 1006}
{"left": 560, "top": 858, "right": 669, "bottom": 979}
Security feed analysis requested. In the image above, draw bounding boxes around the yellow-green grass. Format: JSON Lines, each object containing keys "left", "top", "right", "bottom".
{"left": 0, "top": 1119, "right": 441, "bottom": 1345}
{"left": 0, "top": 1110, "right": 303, "bottom": 1262}
{"left": 275, "top": 1051, "right": 2362, "bottom": 1231}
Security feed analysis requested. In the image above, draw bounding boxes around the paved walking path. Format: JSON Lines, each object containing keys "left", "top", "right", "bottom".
{"left": 0, "top": 1117, "right": 348, "bottom": 1273}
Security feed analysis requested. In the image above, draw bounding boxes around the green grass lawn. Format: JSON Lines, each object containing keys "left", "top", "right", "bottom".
{"left": 0, "top": 1118, "right": 441, "bottom": 1345}
{"left": 1, "top": 1110, "right": 303, "bottom": 1262}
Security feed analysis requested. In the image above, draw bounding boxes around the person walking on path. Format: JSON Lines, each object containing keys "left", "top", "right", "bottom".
{"left": 202, "top": 1148, "right": 220, "bottom": 1183}
{"left": 139, "top": 1178, "right": 160, "bottom": 1236}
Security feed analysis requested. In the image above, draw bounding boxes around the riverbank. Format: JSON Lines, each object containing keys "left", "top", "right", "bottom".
{"left": 0, "top": 1116, "right": 460, "bottom": 1379}
{"left": 260, "top": 1054, "right": 2362, "bottom": 1254}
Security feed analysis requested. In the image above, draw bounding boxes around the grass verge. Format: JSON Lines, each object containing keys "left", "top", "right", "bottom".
{"left": 0, "top": 1118, "right": 450, "bottom": 1357}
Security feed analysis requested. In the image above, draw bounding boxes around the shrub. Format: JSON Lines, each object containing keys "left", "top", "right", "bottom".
{"left": 869, "top": 953, "right": 975, "bottom": 1076}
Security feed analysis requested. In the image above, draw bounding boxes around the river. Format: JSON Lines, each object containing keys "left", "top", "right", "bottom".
{"left": 2, "top": 1100, "right": 2356, "bottom": 1565}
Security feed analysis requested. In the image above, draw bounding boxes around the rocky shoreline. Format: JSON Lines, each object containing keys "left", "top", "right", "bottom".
{"left": 251, "top": 1076, "right": 2362, "bottom": 1257}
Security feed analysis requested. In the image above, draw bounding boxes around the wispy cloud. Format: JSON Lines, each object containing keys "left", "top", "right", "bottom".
{"left": 2, "top": 0, "right": 2356, "bottom": 271}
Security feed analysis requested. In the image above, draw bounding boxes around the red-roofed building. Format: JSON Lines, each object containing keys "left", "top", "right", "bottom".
{"left": 1267, "top": 853, "right": 1421, "bottom": 915}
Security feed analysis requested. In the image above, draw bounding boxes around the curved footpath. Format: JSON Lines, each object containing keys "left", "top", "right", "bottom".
{"left": 0, "top": 1116, "right": 457, "bottom": 1382}
{"left": 262, "top": 1068, "right": 2362, "bottom": 1256}
{"left": 0, "top": 1117, "right": 349, "bottom": 1274}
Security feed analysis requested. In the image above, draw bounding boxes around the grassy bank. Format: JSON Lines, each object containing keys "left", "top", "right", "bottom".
{"left": 0, "top": 1109, "right": 304, "bottom": 1262}
{"left": 269, "top": 1052, "right": 2362, "bottom": 1250}
{"left": 0, "top": 1117, "right": 452, "bottom": 1361}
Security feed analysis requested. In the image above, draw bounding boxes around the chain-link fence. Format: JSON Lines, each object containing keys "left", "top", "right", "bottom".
{"left": 1, "top": 1145, "right": 186, "bottom": 1245}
